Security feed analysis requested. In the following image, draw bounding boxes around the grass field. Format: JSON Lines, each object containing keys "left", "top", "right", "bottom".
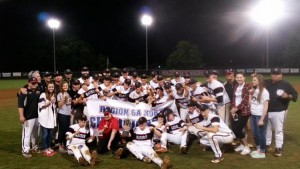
{"left": 0, "top": 77, "right": 300, "bottom": 169}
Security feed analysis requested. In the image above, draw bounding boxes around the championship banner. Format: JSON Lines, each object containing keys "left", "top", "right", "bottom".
{"left": 86, "top": 99, "right": 178, "bottom": 136}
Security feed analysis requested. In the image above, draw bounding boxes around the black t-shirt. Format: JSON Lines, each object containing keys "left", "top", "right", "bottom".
{"left": 68, "top": 88, "right": 84, "bottom": 111}
{"left": 18, "top": 89, "right": 40, "bottom": 120}
{"left": 265, "top": 79, "right": 298, "bottom": 112}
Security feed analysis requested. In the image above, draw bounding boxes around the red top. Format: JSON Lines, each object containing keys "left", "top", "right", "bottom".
{"left": 98, "top": 115, "right": 119, "bottom": 138}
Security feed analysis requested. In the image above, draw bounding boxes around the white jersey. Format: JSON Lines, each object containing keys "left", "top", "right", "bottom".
{"left": 150, "top": 80, "right": 159, "bottom": 89}
{"left": 130, "top": 126, "right": 154, "bottom": 146}
{"left": 207, "top": 79, "right": 230, "bottom": 105}
{"left": 163, "top": 86, "right": 175, "bottom": 96}
{"left": 78, "top": 77, "right": 93, "bottom": 84}
{"left": 99, "top": 84, "right": 114, "bottom": 97}
{"left": 166, "top": 116, "right": 186, "bottom": 134}
{"left": 66, "top": 124, "right": 90, "bottom": 146}
{"left": 188, "top": 110, "right": 204, "bottom": 125}
{"left": 119, "top": 76, "right": 132, "bottom": 83}
{"left": 155, "top": 95, "right": 168, "bottom": 105}
{"left": 150, "top": 121, "right": 166, "bottom": 140}
{"left": 202, "top": 113, "right": 232, "bottom": 133}
{"left": 128, "top": 90, "right": 148, "bottom": 103}
{"left": 251, "top": 88, "right": 270, "bottom": 116}
{"left": 171, "top": 77, "right": 186, "bottom": 86}
{"left": 78, "top": 84, "right": 99, "bottom": 99}
{"left": 112, "top": 85, "right": 132, "bottom": 101}
{"left": 173, "top": 90, "right": 190, "bottom": 109}
{"left": 190, "top": 86, "right": 209, "bottom": 100}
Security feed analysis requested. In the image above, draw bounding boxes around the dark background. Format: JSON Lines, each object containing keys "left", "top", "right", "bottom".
{"left": 1, "top": 0, "right": 300, "bottom": 72}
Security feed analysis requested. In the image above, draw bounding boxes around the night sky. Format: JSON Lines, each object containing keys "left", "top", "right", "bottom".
{"left": 1, "top": 0, "right": 300, "bottom": 72}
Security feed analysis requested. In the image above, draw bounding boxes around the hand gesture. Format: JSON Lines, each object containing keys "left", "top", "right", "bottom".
{"left": 20, "top": 116, "right": 26, "bottom": 124}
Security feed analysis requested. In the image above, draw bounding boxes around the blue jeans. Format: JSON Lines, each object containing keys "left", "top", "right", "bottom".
{"left": 41, "top": 126, "right": 52, "bottom": 150}
{"left": 251, "top": 115, "right": 267, "bottom": 152}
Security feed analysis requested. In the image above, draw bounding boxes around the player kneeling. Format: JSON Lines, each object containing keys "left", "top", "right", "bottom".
{"left": 126, "top": 117, "right": 170, "bottom": 169}
{"left": 194, "top": 104, "right": 234, "bottom": 163}
{"left": 151, "top": 112, "right": 168, "bottom": 153}
{"left": 66, "top": 114, "right": 97, "bottom": 166}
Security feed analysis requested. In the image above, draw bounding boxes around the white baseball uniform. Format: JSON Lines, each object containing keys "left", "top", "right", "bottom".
{"left": 187, "top": 110, "right": 205, "bottom": 137}
{"left": 164, "top": 116, "right": 187, "bottom": 148}
{"left": 173, "top": 90, "right": 190, "bottom": 122}
{"left": 150, "top": 121, "right": 167, "bottom": 149}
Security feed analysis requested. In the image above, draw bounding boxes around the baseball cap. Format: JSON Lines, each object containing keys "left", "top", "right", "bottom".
{"left": 124, "top": 79, "right": 132, "bottom": 85}
{"left": 122, "top": 68, "right": 128, "bottom": 73}
{"left": 28, "top": 77, "right": 38, "bottom": 83}
{"left": 78, "top": 114, "right": 87, "bottom": 121}
{"left": 138, "top": 117, "right": 147, "bottom": 124}
{"left": 154, "top": 112, "right": 165, "bottom": 119}
{"left": 64, "top": 69, "right": 72, "bottom": 74}
{"left": 44, "top": 71, "right": 52, "bottom": 77}
{"left": 92, "top": 73, "right": 100, "bottom": 80}
{"left": 53, "top": 71, "right": 62, "bottom": 77}
{"left": 135, "top": 82, "right": 142, "bottom": 88}
{"left": 164, "top": 82, "right": 172, "bottom": 89}
{"left": 175, "top": 83, "right": 183, "bottom": 90}
{"left": 141, "top": 74, "right": 148, "bottom": 79}
{"left": 151, "top": 71, "right": 157, "bottom": 77}
{"left": 81, "top": 66, "right": 89, "bottom": 71}
{"left": 184, "top": 73, "right": 190, "bottom": 79}
{"left": 157, "top": 75, "right": 164, "bottom": 81}
{"left": 73, "top": 80, "right": 81, "bottom": 85}
{"left": 186, "top": 78, "right": 197, "bottom": 85}
{"left": 203, "top": 70, "right": 212, "bottom": 78}
{"left": 104, "top": 68, "right": 110, "bottom": 73}
{"left": 174, "top": 72, "right": 180, "bottom": 77}
{"left": 82, "top": 74, "right": 90, "bottom": 80}
{"left": 155, "top": 87, "right": 164, "bottom": 92}
{"left": 104, "top": 107, "right": 112, "bottom": 116}
{"left": 113, "top": 72, "right": 120, "bottom": 78}
{"left": 197, "top": 104, "right": 210, "bottom": 112}
{"left": 131, "top": 72, "right": 138, "bottom": 78}
{"left": 224, "top": 68, "right": 234, "bottom": 75}
{"left": 161, "top": 108, "right": 174, "bottom": 117}
{"left": 271, "top": 68, "right": 281, "bottom": 75}
{"left": 211, "top": 70, "right": 218, "bottom": 75}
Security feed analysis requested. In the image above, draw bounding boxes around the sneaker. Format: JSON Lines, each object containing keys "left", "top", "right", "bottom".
{"left": 267, "top": 145, "right": 272, "bottom": 153}
{"left": 156, "top": 147, "right": 168, "bottom": 153}
{"left": 251, "top": 153, "right": 266, "bottom": 159}
{"left": 250, "top": 150, "right": 259, "bottom": 155}
{"left": 79, "top": 157, "right": 89, "bottom": 166}
{"left": 43, "top": 150, "right": 53, "bottom": 157}
{"left": 180, "top": 146, "right": 187, "bottom": 154}
{"left": 22, "top": 153, "right": 32, "bottom": 158}
{"left": 234, "top": 144, "right": 245, "bottom": 152}
{"left": 115, "top": 148, "right": 123, "bottom": 159}
{"left": 48, "top": 149, "right": 57, "bottom": 155}
{"left": 30, "top": 148, "right": 42, "bottom": 154}
{"left": 211, "top": 157, "right": 224, "bottom": 163}
{"left": 274, "top": 148, "right": 282, "bottom": 157}
{"left": 90, "top": 150, "right": 97, "bottom": 167}
{"left": 241, "top": 147, "right": 251, "bottom": 155}
{"left": 161, "top": 155, "right": 170, "bottom": 169}
{"left": 142, "top": 157, "right": 152, "bottom": 164}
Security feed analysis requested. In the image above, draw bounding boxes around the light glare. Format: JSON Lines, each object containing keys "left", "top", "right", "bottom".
{"left": 249, "top": 0, "right": 285, "bottom": 27}
{"left": 141, "top": 14, "right": 153, "bottom": 26}
{"left": 47, "top": 18, "right": 60, "bottom": 29}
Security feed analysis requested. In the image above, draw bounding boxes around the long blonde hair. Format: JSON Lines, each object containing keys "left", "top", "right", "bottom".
{"left": 253, "top": 74, "right": 265, "bottom": 103}
{"left": 45, "top": 81, "right": 56, "bottom": 101}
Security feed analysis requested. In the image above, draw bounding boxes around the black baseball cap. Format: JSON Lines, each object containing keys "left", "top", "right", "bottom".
{"left": 271, "top": 68, "right": 281, "bottom": 75}
{"left": 82, "top": 74, "right": 90, "bottom": 80}
{"left": 135, "top": 81, "right": 142, "bottom": 88}
{"left": 124, "top": 79, "right": 131, "bottom": 85}
{"left": 212, "top": 70, "right": 218, "bottom": 75}
{"left": 122, "top": 68, "right": 128, "bottom": 73}
{"left": 224, "top": 69, "right": 234, "bottom": 75}
{"left": 197, "top": 104, "right": 210, "bottom": 112}
{"left": 186, "top": 78, "right": 197, "bottom": 85}
{"left": 78, "top": 114, "right": 87, "bottom": 121}
{"left": 150, "top": 71, "right": 157, "bottom": 77}
{"left": 73, "top": 80, "right": 81, "bottom": 85}
{"left": 164, "top": 82, "right": 172, "bottom": 89}
{"left": 138, "top": 117, "right": 147, "bottom": 124}
{"left": 44, "top": 71, "right": 52, "bottom": 77}
{"left": 141, "top": 74, "right": 148, "bottom": 79}
{"left": 157, "top": 75, "right": 164, "bottom": 81}
{"left": 132, "top": 72, "right": 138, "bottom": 78}
{"left": 28, "top": 77, "right": 38, "bottom": 83}
{"left": 104, "top": 68, "right": 110, "bottom": 73}
{"left": 92, "top": 73, "right": 100, "bottom": 80}
{"left": 113, "top": 72, "right": 120, "bottom": 78}
{"left": 174, "top": 72, "right": 180, "bottom": 77}
{"left": 81, "top": 66, "right": 89, "bottom": 71}
{"left": 64, "top": 69, "right": 72, "bottom": 74}
{"left": 175, "top": 83, "right": 183, "bottom": 90}
{"left": 184, "top": 73, "right": 190, "bottom": 79}
{"left": 162, "top": 108, "right": 174, "bottom": 117}
{"left": 203, "top": 70, "right": 212, "bottom": 78}
{"left": 53, "top": 71, "right": 62, "bottom": 77}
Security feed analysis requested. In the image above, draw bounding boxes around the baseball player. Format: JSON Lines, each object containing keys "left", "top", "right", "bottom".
{"left": 152, "top": 87, "right": 169, "bottom": 106}
{"left": 78, "top": 66, "right": 93, "bottom": 84}
{"left": 194, "top": 104, "right": 234, "bottom": 163}
{"left": 265, "top": 68, "right": 298, "bottom": 157}
{"left": 172, "top": 83, "right": 190, "bottom": 122}
{"left": 140, "top": 74, "right": 151, "bottom": 92}
{"left": 126, "top": 117, "right": 170, "bottom": 169}
{"left": 186, "top": 103, "right": 204, "bottom": 139}
{"left": 151, "top": 112, "right": 168, "bottom": 153}
{"left": 128, "top": 82, "right": 150, "bottom": 104}
{"left": 119, "top": 68, "right": 132, "bottom": 83}
{"left": 149, "top": 71, "right": 159, "bottom": 89}
{"left": 111, "top": 79, "right": 133, "bottom": 101}
{"left": 171, "top": 72, "right": 185, "bottom": 86}
{"left": 162, "top": 108, "right": 188, "bottom": 154}
{"left": 18, "top": 77, "right": 41, "bottom": 158}
{"left": 187, "top": 78, "right": 210, "bottom": 104}
{"left": 66, "top": 114, "right": 97, "bottom": 166}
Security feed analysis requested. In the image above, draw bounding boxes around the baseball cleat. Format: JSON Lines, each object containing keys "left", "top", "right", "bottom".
{"left": 161, "top": 155, "right": 170, "bottom": 169}
{"left": 115, "top": 148, "right": 123, "bottom": 159}
{"left": 142, "top": 157, "right": 152, "bottom": 164}
{"left": 22, "top": 153, "right": 32, "bottom": 158}
{"left": 180, "top": 146, "right": 187, "bottom": 154}
{"left": 211, "top": 157, "right": 224, "bottom": 163}
{"left": 274, "top": 148, "right": 282, "bottom": 157}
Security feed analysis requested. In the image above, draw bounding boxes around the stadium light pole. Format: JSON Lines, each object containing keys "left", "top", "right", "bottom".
{"left": 47, "top": 18, "right": 60, "bottom": 73}
{"left": 141, "top": 14, "right": 153, "bottom": 71}
{"left": 249, "top": 0, "right": 285, "bottom": 69}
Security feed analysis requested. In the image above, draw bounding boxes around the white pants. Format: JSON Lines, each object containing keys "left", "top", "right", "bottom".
{"left": 207, "top": 132, "right": 234, "bottom": 158}
{"left": 188, "top": 125, "right": 205, "bottom": 138}
{"left": 179, "top": 108, "right": 188, "bottom": 122}
{"left": 22, "top": 118, "right": 39, "bottom": 154}
{"left": 68, "top": 144, "right": 92, "bottom": 163}
{"left": 217, "top": 104, "right": 230, "bottom": 126}
{"left": 166, "top": 132, "right": 187, "bottom": 147}
{"left": 160, "top": 132, "right": 168, "bottom": 148}
{"left": 126, "top": 142, "right": 163, "bottom": 167}
{"left": 266, "top": 111, "right": 287, "bottom": 148}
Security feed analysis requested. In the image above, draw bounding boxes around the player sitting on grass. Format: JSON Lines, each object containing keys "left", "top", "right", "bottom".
{"left": 194, "top": 104, "right": 234, "bottom": 163}
{"left": 66, "top": 114, "right": 97, "bottom": 166}
{"left": 126, "top": 117, "right": 170, "bottom": 169}
{"left": 151, "top": 111, "right": 168, "bottom": 153}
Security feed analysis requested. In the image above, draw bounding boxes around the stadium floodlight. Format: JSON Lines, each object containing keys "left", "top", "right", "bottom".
{"left": 47, "top": 18, "right": 60, "bottom": 72}
{"left": 141, "top": 14, "right": 153, "bottom": 71}
{"left": 249, "top": 0, "right": 285, "bottom": 28}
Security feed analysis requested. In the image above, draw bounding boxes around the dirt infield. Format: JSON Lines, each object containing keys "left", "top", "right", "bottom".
{"left": 0, "top": 89, "right": 18, "bottom": 109}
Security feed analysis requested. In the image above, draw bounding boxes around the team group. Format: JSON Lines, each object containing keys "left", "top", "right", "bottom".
{"left": 17, "top": 67, "right": 298, "bottom": 168}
